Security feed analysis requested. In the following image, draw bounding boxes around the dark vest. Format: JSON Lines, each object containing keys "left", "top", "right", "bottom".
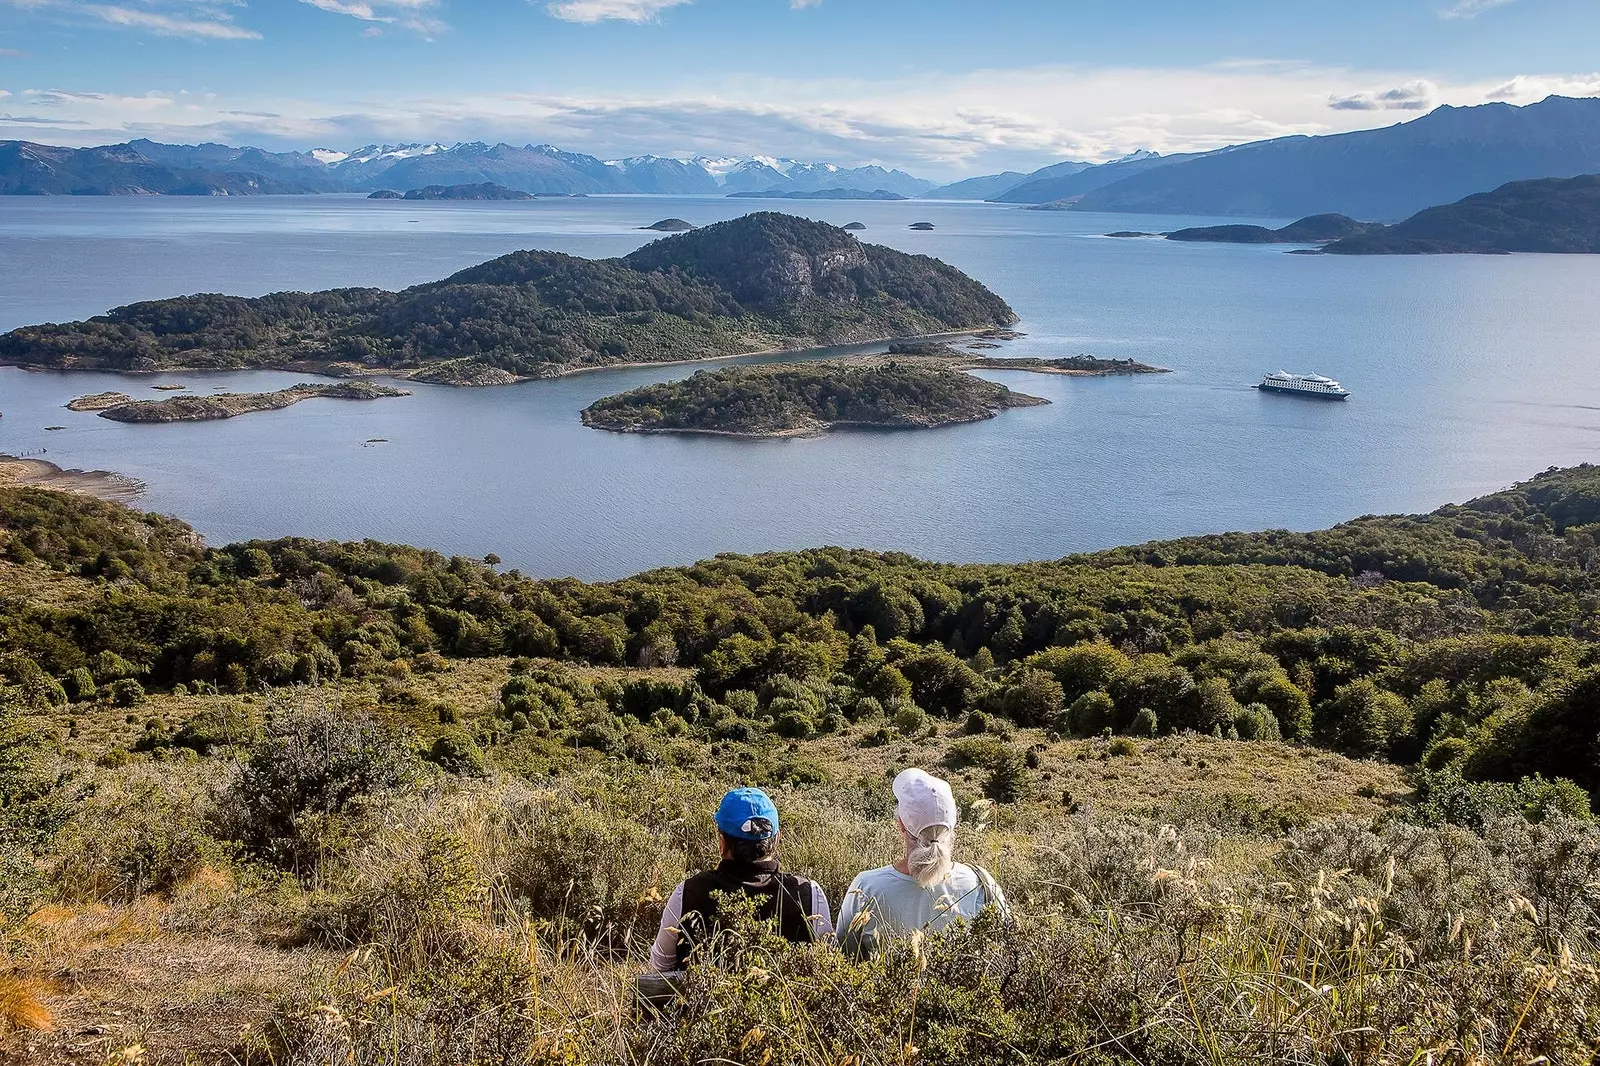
{"left": 674, "top": 859, "right": 817, "bottom": 970}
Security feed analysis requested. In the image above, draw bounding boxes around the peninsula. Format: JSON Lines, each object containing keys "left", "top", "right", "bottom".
{"left": 1322, "top": 173, "right": 1600, "bottom": 254}
{"left": 581, "top": 361, "right": 1047, "bottom": 437}
{"left": 95, "top": 381, "right": 410, "bottom": 423}
{"left": 0, "top": 213, "right": 1017, "bottom": 382}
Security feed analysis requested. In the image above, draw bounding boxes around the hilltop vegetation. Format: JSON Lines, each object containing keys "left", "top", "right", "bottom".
{"left": 581, "top": 361, "right": 1047, "bottom": 436}
{"left": 1324, "top": 173, "right": 1600, "bottom": 254}
{"left": 0, "top": 214, "right": 1016, "bottom": 381}
{"left": 3, "top": 466, "right": 1600, "bottom": 1061}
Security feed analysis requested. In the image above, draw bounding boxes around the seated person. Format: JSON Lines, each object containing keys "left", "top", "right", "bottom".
{"left": 648, "top": 787, "right": 833, "bottom": 972}
{"left": 837, "top": 768, "right": 1009, "bottom": 958}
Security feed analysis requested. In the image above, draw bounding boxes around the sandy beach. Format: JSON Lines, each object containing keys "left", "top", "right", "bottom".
{"left": 0, "top": 455, "right": 145, "bottom": 502}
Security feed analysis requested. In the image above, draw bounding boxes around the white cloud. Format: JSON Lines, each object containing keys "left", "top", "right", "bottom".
{"left": 544, "top": 0, "right": 691, "bottom": 23}
{"left": 6, "top": 62, "right": 1598, "bottom": 178}
{"left": 1328, "top": 79, "right": 1437, "bottom": 111}
{"left": 299, "top": 0, "right": 445, "bottom": 36}
{"left": 1440, "top": 0, "right": 1517, "bottom": 19}
{"left": 2, "top": 0, "right": 261, "bottom": 41}
{"left": 87, "top": 5, "right": 260, "bottom": 39}
{"left": 1485, "top": 73, "right": 1600, "bottom": 101}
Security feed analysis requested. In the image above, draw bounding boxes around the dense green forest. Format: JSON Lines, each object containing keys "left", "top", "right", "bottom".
{"left": 2, "top": 464, "right": 1596, "bottom": 792}
{"left": 5, "top": 468, "right": 1600, "bottom": 1062}
{"left": 581, "top": 361, "right": 1046, "bottom": 435}
{"left": 0, "top": 214, "right": 1016, "bottom": 380}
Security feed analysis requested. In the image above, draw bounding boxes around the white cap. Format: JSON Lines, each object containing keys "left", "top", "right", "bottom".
{"left": 893, "top": 768, "right": 958, "bottom": 837}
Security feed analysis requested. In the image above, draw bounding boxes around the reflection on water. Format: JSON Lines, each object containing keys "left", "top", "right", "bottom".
{"left": 1, "top": 195, "right": 1597, "bottom": 579}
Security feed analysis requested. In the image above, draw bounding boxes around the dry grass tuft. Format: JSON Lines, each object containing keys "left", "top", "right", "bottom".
{"left": 0, "top": 974, "right": 54, "bottom": 1033}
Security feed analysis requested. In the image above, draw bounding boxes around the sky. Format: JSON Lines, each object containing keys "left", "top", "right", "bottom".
{"left": 1, "top": 0, "right": 1598, "bottom": 178}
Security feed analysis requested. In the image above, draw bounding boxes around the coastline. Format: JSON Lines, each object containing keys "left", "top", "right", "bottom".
{"left": 0, "top": 329, "right": 994, "bottom": 387}
{"left": 0, "top": 455, "right": 145, "bottom": 502}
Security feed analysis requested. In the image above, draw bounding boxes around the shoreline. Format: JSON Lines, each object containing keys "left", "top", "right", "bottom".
{"left": 0, "top": 455, "right": 145, "bottom": 502}
{"left": 0, "top": 329, "right": 996, "bottom": 387}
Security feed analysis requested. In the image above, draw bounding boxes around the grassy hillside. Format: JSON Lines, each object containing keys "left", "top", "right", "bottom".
{"left": 0, "top": 213, "right": 1016, "bottom": 381}
{"left": 3, "top": 466, "right": 1599, "bottom": 1061}
{"left": 581, "top": 362, "right": 1047, "bottom": 436}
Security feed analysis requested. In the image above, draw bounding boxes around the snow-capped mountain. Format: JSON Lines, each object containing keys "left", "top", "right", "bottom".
{"left": 0, "top": 136, "right": 941, "bottom": 197}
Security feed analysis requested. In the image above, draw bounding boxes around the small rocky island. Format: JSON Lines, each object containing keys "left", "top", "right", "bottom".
{"left": 641, "top": 218, "right": 695, "bottom": 232}
{"left": 582, "top": 361, "right": 1047, "bottom": 438}
{"left": 883, "top": 341, "right": 1169, "bottom": 376}
{"left": 909, "top": 222, "right": 936, "bottom": 230}
{"left": 96, "top": 382, "right": 409, "bottom": 423}
{"left": 66, "top": 391, "right": 135, "bottom": 411}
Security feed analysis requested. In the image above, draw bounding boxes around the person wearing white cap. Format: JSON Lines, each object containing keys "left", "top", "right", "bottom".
{"left": 836, "top": 768, "right": 1009, "bottom": 958}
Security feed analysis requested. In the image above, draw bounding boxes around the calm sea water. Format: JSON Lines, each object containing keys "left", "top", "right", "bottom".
{"left": 1, "top": 194, "right": 1597, "bottom": 579}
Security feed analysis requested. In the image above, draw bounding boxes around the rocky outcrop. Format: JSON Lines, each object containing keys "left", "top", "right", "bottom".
{"left": 98, "top": 382, "right": 409, "bottom": 423}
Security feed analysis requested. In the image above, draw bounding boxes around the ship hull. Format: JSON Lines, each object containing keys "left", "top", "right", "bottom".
{"left": 1257, "top": 382, "right": 1350, "bottom": 400}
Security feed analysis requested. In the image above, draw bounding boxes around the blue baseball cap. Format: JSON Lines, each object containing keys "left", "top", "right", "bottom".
{"left": 715, "top": 788, "right": 780, "bottom": 841}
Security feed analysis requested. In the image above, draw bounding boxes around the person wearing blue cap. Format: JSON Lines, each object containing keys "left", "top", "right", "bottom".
{"left": 646, "top": 787, "right": 834, "bottom": 972}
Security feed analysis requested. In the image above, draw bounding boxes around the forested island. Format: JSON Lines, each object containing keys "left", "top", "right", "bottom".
{"left": 2, "top": 466, "right": 1600, "bottom": 1060}
{"left": 370, "top": 183, "right": 535, "bottom": 201}
{"left": 1164, "top": 213, "right": 1382, "bottom": 244}
{"left": 0, "top": 214, "right": 1016, "bottom": 382}
{"left": 581, "top": 361, "right": 1048, "bottom": 437}
{"left": 93, "top": 381, "right": 409, "bottom": 423}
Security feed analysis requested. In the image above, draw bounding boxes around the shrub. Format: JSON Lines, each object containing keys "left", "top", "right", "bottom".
{"left": 63, "top": 667, "right": 97, "bottom": 703}
{"left": 1129, "top": 708, "right": 1159, "bottom": 737}
{"left": 984, "top": 749, "right": 1027, "bottom": 802}
{"left": 772, "top": 709, "right": 816, "bottom": 740}
{"left": 944, "top": 736, "right": 1015, "bottom": 772}
{"left": 1061, "top": 691, "right": 1115, "bottom": 737}
{"left": 426, "top": 730, "right": 491, "bottom": 778}
{"left": 1000, "top": 668, "right": 1064, "bottom": 727}
{"left": 219, "top": 705, "right": 420, "bottom": 872}
{"left": 107, "top": 678, "right": 146, "bottom": 707}
{"left": 890, "top": 699, "right": 929, "bottom": 737}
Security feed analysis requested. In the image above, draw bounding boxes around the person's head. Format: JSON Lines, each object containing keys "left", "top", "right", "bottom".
{"left": 893, "top": 768, "right": 958, "bottom": 887}
{"left": 715, "top": 787, "right": 781, "bottom": 863}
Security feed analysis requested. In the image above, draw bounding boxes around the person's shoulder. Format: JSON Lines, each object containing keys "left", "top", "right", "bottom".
{"left": 848, "top": 865, "right": 903, "bottom": 892}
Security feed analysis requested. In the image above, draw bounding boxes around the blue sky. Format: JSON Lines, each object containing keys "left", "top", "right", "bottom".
{"left": 1, "top": 0, "right": 1597, "bottom": 176}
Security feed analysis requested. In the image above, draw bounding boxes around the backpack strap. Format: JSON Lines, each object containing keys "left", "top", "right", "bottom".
{"left": 971, "top": 865, "right": 1001, "bottom": 910}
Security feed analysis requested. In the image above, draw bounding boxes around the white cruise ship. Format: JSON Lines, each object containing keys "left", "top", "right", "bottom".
{"left": 1257, "top": 371, "right": 1350, "bottom": 400}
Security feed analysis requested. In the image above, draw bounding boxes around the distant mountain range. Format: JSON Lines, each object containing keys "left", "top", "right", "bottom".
{"left": 1063, "top": 96, "right": 1600, "bottom": 219}
{"left": 4, "top": 96, "right": 1598, "bottom": 220}
{"left": 0, "top": 138, "right": 937, "bottom": 198}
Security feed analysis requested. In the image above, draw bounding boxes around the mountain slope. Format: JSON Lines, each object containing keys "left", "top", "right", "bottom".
{"left": 922, "top": 172, "right": 1028, "bottom": 200}
{"left": 992, "top": 152, "right": 1201, "bottom": 204}
{"left": 0, "top": 141, "right": 331, "bottom": 195}
{"left": 1322, "top": 173, "right": 1600, "bottom": 254}
{"left": 1072, "top": 96, "right": 1600, "bottom": 219}
{"left": 0, "top": 213, "right": 1016, "bottom": 379}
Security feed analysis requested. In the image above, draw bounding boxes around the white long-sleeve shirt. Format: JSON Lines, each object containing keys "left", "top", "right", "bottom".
{"left": 648, "top": 878, "right": 834, "bottom": 972}
{"left": 836, "top": 862, "right": 1008, "bottom": 957}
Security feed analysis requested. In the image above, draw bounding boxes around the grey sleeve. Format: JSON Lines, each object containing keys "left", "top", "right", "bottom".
{"left": 807, "top": 880, "right": 835, "bottom": 940}
{"left": 648, "top": 883, "right": 686, "bottom": 972}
